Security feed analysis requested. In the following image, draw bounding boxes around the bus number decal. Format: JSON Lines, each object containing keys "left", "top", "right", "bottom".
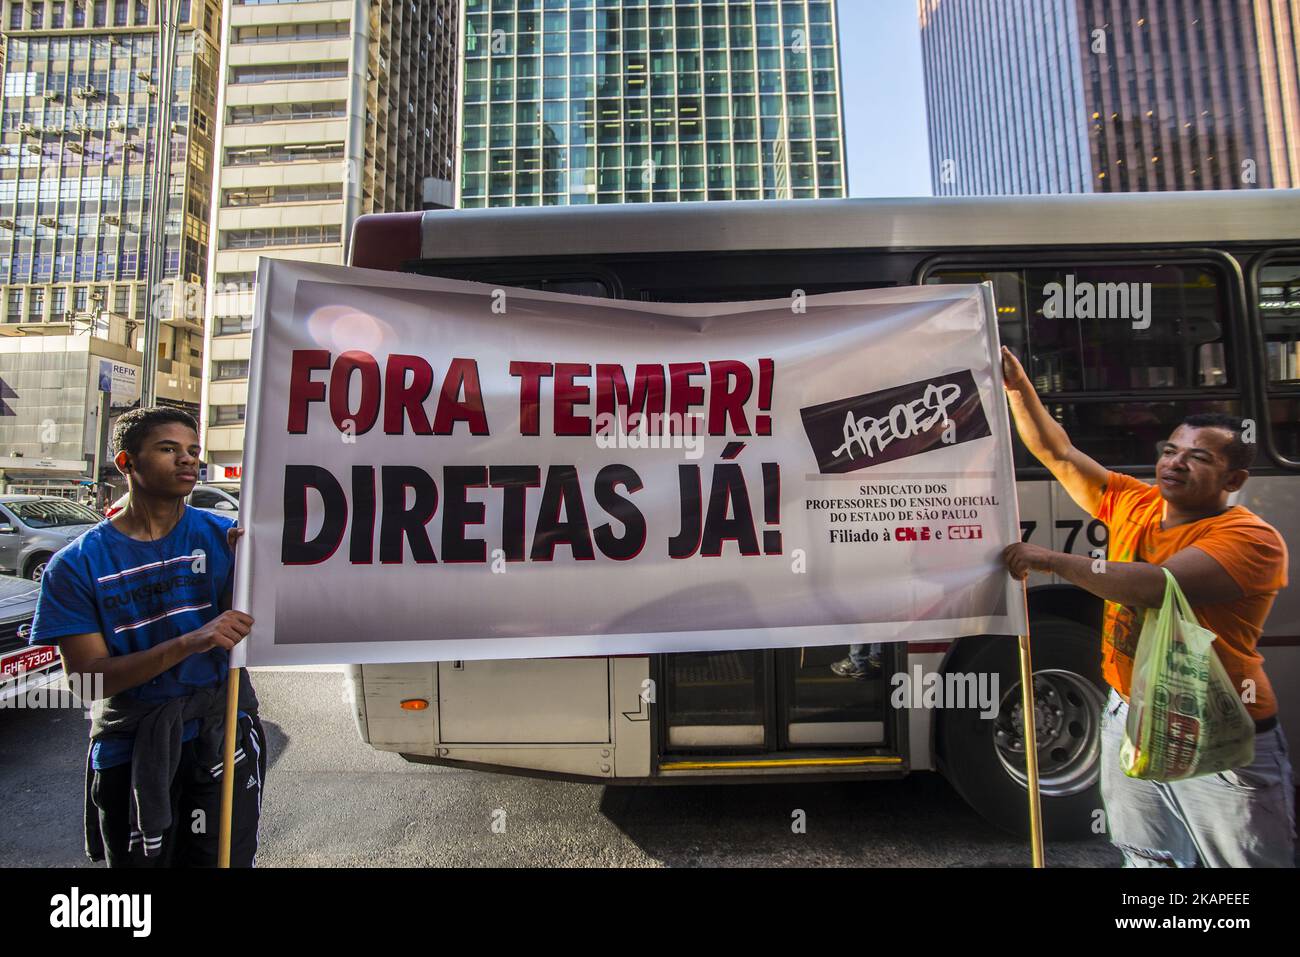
{"left": 1055, "top": 519, "right": 1083, "bottom": 553}
{"left": 1055, "top": 519, "right": 1108, "bottom": 553}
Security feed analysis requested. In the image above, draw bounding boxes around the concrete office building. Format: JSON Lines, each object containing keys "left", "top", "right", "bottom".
{"left": 919, "top": 0, "right": 1300, "bottom": 194}
{"left": 457, "top": 0, "right": 847, "bottom": 206}
{"left": 0, "top": 0, "right": 219, "bottom": 492}
{"left": 202, "top": 0, "right": 457, "bottom": 477}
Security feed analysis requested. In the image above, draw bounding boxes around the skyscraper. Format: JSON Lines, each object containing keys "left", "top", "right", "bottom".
{"left": 0, "top": 0, "right": 217, "bottom": 493}
{"left": 202, "top": 0, "right": 458, "bottom": 479}
{"left": 919, "top": 0, "right": 1300, "bottom": 194}
{"left": 457, "top": 0, "right": 847, "bottom": 207}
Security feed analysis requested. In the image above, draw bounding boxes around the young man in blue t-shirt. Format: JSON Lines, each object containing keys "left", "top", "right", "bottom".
{"left": 30, "top": 407, "right": 263, "bottom": 867}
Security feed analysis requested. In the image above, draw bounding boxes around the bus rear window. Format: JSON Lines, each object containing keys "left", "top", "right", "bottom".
{"left": 1259, "top": 261, "right": 1300, "bottom": 384}
{"left": 1257, "top": 259, "right": 1300, "bottom": 461}
{"left": 927, "top": 261, "right": 1236, "bottom": 469}
{"left": 403, "top": 267, "right": 613, "bottom": 300}
{"left": 927, "top": 263, "right": 1231, "bottom": 392}
{"left": 1042, "top": 398, "right": 1245, "bottom": 471}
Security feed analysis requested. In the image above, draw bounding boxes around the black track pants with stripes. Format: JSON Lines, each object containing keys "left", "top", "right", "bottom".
{"left": 89, "top": 713, "right": 267, "bottom": 868}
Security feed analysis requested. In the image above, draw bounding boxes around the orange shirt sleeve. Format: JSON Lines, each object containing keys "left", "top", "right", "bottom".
{"left": 1095, "top": 470, "right": 1153, "bottom": 523}
{"left": 1187, "top": 520, "right": 1289, "bottom": 597}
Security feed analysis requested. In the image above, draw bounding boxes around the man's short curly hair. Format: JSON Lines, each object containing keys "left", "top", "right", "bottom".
{"left": 112, "top": 407, "right": 199, "bottom": 457}
{"left": 1179, "top": 412, "right": 1256, "bottom": 471}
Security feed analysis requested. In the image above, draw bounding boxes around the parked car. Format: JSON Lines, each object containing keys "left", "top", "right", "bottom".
{"left": 105, "top": 482, "right": 240, "bottom": 519}
{"left": 190, "top": 483, "right": 240, "bottom": 514}
{"left": 0, "top": 496, "right": 101, "bottom": 581}
{"left": 0, "top": 572, "right": 58, "bottom": 706}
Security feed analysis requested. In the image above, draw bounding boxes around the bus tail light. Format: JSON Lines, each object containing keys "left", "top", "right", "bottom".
{"left": 349, "top": 211, "right": 423, "bottom": 272}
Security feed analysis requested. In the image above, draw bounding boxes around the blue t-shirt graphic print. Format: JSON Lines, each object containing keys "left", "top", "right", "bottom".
{"left": 30, "top": 507, "right": 237, "bottom": 769}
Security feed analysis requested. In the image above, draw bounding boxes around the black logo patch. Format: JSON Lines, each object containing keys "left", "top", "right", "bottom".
{"left": 800, "top": 370, "right": 991, "bottom": 473}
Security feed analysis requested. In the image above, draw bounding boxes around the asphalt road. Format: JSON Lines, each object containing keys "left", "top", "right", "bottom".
{"left": 0, "top": 671, "right": 1120, "bottom": 867}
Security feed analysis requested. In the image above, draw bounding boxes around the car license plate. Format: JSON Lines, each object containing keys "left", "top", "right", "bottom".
{"left": 1, "top": 644, "right": 57, "bottom": 680}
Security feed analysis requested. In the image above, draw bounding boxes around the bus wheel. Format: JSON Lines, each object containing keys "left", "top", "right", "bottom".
{"left": 935, "top": 616, "right": 1109, "bottom": 841}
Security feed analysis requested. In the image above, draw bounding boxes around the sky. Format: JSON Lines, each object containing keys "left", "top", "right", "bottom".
{"left": 837, "top": 0, "right": 933, "bottom": 197}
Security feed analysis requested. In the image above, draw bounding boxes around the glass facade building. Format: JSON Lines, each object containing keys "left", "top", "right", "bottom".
{"left": 0, "top": 0, "right": 222, "bottom": 493}
{"left": 458, "top": 0, "right": 847, "bottom": 207}
{"left": 1076, "top": 0, "right": 1299, "bottom": 192}
{"left": 0, "top": 0, "right": 218, "bottom": 358}
{"left": 919, "top": 0, "right": 1300, "bottom": 194}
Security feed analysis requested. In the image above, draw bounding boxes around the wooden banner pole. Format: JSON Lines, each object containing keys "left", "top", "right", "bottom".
{"left": 217, "top": 666, "right": 241, "bottom": 868}
{"left": 1017, "top": 600, "right": 1046, "bottom": 867}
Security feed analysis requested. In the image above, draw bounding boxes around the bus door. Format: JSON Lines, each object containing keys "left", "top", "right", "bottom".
{"left": 658, "top": 644, "right": 900, "bottom": 754}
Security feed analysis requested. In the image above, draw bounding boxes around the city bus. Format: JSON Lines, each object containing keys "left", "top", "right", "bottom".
{"left": 337, "top": 191, "right": 1300, "bottom": 839}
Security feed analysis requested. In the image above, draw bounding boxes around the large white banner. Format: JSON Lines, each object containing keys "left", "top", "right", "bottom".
{"left": 235, "top": 260, "right": 1026, "bottom": 667}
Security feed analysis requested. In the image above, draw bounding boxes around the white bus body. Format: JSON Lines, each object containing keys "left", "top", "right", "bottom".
{"left": 338, "top": 192, "right": 1300, "bottom": 838}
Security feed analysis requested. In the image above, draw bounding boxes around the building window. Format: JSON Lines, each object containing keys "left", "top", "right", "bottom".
{"left": 211, "top": 404, "right": 246, "bottom": 427}
{"left": 230, "top": 62, "right": 348, "bottom": 85}
{"left": 233, "top": 21, "right": 348, "bottom": 44}
{"left": 227, "top": 101, "right": 348, "bottom": 125}
{"left": 216, "top": 272, "right": 256, "bottom": 287}
{"left": 224, "top": 143, "right": 345, "bottom": 166}
{"left": 221, "top": 183, "right": 342, "bottom": 207}
{"left": 221, "top": 225, "right": 341, "bottom": 249}
{"left": 213, "top": 359, "right": 249, "bottom": 380}
{"left": 215, "top": 314, "right": 253, "bottom": 336}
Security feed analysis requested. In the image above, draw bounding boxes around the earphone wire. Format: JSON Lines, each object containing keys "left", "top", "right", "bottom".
{"left": 125, "top": 480, "right": 186, "bottom": 632}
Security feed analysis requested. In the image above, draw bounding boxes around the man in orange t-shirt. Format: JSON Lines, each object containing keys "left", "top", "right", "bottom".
{"left": 1096, "top": 472, "right": 1288, "bottom": 722}
{"left": 1000, "top": 347, "right": 1294, "bottom": 868}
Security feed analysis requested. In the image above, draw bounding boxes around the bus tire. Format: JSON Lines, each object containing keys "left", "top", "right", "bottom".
{"left": 935, "top": 616, "right": 1110, "bottom": 841}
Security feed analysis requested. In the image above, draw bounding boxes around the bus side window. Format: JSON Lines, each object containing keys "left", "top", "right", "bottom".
{"left": 1258, "top": 260, "right": 1300, "bottom": 463}
{"left": 413, "top": 273, "right": 614, "bottom": 299}
{"left": 927, "top": 262, "right": 1240, "bottom": 470}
